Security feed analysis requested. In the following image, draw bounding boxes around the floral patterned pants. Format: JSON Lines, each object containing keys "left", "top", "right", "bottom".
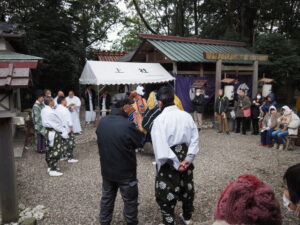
{"left": 45, "top": 130, "right": 64, "bottom": 170}
{"left": 63, "top": 132, "right": 75, "bottom": 159}
{"left": 155, "top": 144, "right": 195, "bottom": 225}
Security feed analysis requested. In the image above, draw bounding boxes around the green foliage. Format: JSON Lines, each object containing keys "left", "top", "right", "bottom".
{"left": 1, "top": 0, "right": 120, "bottom": 94}
{"left": 255, "top": 33, "right": 300, "bottom": 81}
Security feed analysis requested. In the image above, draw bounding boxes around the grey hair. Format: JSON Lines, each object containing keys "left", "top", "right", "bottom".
{"left": 44, "top": 96, "right": 53, "bottom": 106}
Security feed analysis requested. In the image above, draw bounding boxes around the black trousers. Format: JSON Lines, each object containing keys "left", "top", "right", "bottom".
{"left": 251, "top": 118, "right": 259, "bottom": 135}
{"left": 236, "top": 117, "right": 247, "bottom": 134}
{"left": 100, "top": 178, "right": 138, "bottom": 225}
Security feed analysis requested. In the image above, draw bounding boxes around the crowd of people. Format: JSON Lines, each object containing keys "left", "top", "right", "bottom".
{"left": 210, "top": 88, "right": 300, "bottom": 150}
{"left": 32, "top": 89, "right": 80, "bottom": 176}
{"left": 31, "top": 84, "right": 300, "bottom": 224}
{"left": 95, "top": 85, "right": 300, "bottom": 225}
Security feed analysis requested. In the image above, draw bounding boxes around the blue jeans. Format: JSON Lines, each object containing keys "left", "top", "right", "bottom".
{"left": 260, "top": 128, "right": 274, "bottom": 145}
{"left": 272, "top": 129, "right": 289, "bottom": 144}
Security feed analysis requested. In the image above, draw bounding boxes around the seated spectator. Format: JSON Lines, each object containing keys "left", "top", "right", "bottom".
{"left": 260, "top": 106, "right": 279, "bottom": 148}
{"left": 272, "top": 106, "right": 300, "bottom": 150}
{"left": 283, "top": 163, "right": 300, "bottom": 218}
{"left": 213, "top": 174, "right": 282, "bottom": 225}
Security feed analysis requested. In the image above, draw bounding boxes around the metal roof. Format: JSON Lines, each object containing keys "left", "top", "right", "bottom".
{"left": 139, "top": 34, "right": 247, "bottom": 47}
{"left": 118, "top": 51, "right": 136, "bottom": 62}
{"left": 147, "top": 39, "right": 258, "bottom": 64}
{"left": 0, "top": 51, "right": 42, "bottom": 61}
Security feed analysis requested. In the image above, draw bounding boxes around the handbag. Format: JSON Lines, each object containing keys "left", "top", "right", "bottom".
{"left": 243, "top": 108, "right": 251, "bottom": 117}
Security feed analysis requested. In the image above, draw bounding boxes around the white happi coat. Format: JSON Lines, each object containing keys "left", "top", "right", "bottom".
{"left": 151, "top": 105, "right": 199, "bottom": 171}
{"left": 55, "top": 104, "right": 73, "bottom": 132}
{"left": 66, "top": 96, "right": 82, "bottom": 133}
{"left": 41, "top": 105, "right": 69, "bottom": 146}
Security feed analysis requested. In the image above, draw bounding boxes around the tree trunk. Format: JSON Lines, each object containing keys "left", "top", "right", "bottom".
{"left": 194, "top": 0, "right": 198, "bottom": 35}
{"left": 177, "top": 0, "right": 185, "bottom": 36}
{"left": 132, "top": 0, "right": 157, "bottom": 34}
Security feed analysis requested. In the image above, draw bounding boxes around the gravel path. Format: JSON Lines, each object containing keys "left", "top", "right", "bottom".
{"left": 14, "top": 127, "right": 300, "bottom": 225}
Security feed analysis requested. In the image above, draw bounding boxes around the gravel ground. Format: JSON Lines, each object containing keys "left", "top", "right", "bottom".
{"left": 14, "top": 126, "right": 300, "bottom": 225}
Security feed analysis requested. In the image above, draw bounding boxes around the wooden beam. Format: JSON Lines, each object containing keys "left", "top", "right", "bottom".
{"left": 215, "top": 60, "right": 222, "bottom": 101}
{"left": 0, "top": 61, "right": 39, "bottom": 69}
{"left": 177, "top": 71, "right": 201, "bottom": 75}
{"left": 222, "top": 65, "right": 254, "bottom": 71}
{"left": 203, "top": 52, "right": 268, "bottom": 61}
{"left": 252, "top": 60, "right": 258, "bottom": 98}
{"left": 176, "top": 70, "right": 217, "bottom": 75}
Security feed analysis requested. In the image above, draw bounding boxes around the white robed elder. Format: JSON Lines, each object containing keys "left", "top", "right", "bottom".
{"left": 66, "top": 93, "right": 82, "bottom": 134}
{"left": 151, "top": 105, "right": 199, "bottom": 171}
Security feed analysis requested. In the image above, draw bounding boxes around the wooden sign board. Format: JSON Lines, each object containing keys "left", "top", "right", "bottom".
{"left": 203, "top": 52, "right": 268, "bottom": 61}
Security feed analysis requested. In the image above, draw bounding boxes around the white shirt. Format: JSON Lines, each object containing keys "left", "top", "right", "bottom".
{"left": 41, "top": 105, "right": 69, "bottom": 139}
{"left": 54, "top": 96, "right": 58, "bottom": 106}
{"left": 55, "top": 104, "right": 73, "bottom": 129}
{"left": 151, "top": 105, "right": 199, "bottom": 171}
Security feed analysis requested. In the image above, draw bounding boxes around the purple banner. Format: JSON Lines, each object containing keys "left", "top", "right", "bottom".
{"left": 174, "top": 74, "right": 253, "bottom": 112}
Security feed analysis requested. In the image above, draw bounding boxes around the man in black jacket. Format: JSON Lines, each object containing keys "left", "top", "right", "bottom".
{"left": 192, "top": 88, "right": 205, "bottom": 131}
{"left": 214, "top": 89, "right": 229, "bottom": 134}
{"left": 96, "top": 99, "right": 143, "bottom": 225}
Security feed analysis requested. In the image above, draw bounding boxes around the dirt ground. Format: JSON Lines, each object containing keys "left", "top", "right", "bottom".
{"left": 14, "top": 126, "right": 300, "bottom": 225}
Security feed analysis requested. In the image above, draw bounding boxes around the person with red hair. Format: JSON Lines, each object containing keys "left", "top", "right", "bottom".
{"left": 213, "top": 174, "right": 282, "bottom": 225}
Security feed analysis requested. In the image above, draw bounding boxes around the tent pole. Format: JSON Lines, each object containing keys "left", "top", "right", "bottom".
{"left": 98, "top": 85, "right": 106, "bottom": 108}
{"left": 97, "top": 85, "right": 100, "bottom": 109}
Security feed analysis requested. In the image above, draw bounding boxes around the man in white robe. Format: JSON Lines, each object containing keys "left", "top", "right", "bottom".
{"left": 151, "top": 86, "right": 199, "bottom": 225}
{"left": 55, "top": 96, "right": 78, "bottom": 163}
{"left": 66, "top": 91, "right": 82, "bottom": 134}
{"left": 41, "top": 96, "right": 69, "bottom": 177}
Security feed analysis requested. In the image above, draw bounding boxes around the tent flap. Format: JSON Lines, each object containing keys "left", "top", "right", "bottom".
{"left": 79, "top": 61, "right": 175, "bottom": 85}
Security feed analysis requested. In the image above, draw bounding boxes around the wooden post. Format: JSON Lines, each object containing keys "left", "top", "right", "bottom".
{"left": 200, "top": 63, "right": 204, "bottom": 77}
{"left": 172, "top": 62, "right": 177, "bottom": 75}
{"left": 252, "top": 60, "right": 258, "bottom": 98}
{"left": 0, "top": 117, "right": 18, "bottom": 223}
{"left": 215, "top": 59, "right": 222, "bottom": 101}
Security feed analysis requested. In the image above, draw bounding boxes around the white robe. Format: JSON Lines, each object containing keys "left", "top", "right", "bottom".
{"left": 85, "top": 92, "right": 96, "bottom": 122}
{"left": 66, "top": 96, "right": 82, "bottom": 133}
{"left": 151, "top": 105, "right": 199, "bottom": 171}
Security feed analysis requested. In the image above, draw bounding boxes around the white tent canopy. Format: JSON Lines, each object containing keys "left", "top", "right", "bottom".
{"left": 79, "top": 61, "right": 175, "bottom": 85}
